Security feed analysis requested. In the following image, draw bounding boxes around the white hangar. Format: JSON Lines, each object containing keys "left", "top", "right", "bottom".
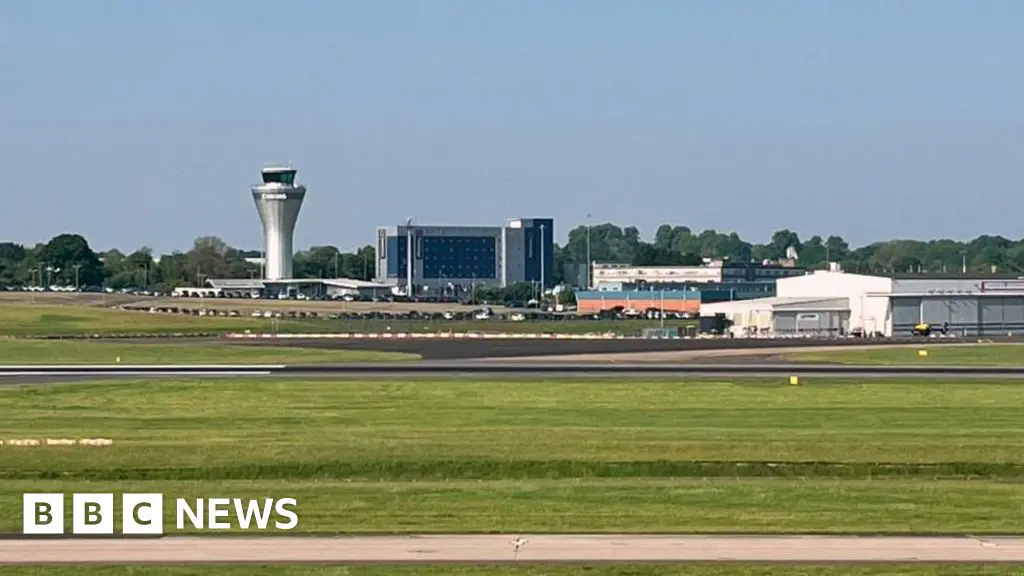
{"left": 700, "top": 270, "right": 1024, "bottom": 338}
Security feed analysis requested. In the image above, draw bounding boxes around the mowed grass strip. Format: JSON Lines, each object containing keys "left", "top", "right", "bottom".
{"left": 0, "top": 305, "right": 317, "bottom": 335}
{"left": 0, "top": 303, "right": 688, "bottom": 336}
{"left": 4, "top": 379, "right": 1024, "bottom": 478}
{"left": 0, "top": 340, "right": 418, "bottom": 364}
{"left": 784, "top": 343, "right": 1024, "bottom": 366}
{"left": 4, "top": 566, "right": 1021, "bottom": 576}
{"left": 2, "top": 478, "right": 1024, "bottom": 534}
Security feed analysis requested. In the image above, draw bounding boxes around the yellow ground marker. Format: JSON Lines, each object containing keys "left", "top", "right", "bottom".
{"left": 789, "top": 376, "right": 800, "bottom": 385}
{"left": 918, "top": 349, "right": 929, "bottom": 357}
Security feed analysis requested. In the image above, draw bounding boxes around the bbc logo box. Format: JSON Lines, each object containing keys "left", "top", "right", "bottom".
{"left": 24, "top": 493, "right": 298, "bottom": 535}
{"left": 23, "top": 493, "right": 163, "bottom": 535}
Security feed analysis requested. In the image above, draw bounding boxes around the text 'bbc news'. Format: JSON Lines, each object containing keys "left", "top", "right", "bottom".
{"left": 23, "top": 493, "right": 299, "bottom": 535}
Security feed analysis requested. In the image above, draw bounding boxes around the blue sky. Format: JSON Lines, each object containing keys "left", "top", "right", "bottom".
{"left": 2, "top": 0, "right": 1023, "bottom": 254}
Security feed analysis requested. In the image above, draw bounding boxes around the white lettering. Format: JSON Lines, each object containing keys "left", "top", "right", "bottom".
{"left": 207, "top": 498, "right": 231, "bottom": 529}
{"left": 274, "top": 498, "right": 298, "bottom": 530}
{"left": 176, "top": 498, "right": 203, "bottom": 530}
{"left": 232, "top": 498, "right": 273, "bottom": 529}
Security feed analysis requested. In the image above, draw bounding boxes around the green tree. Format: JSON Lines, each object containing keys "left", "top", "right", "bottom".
{"left": 37, "top": 234, "right": 103, "bottom": 287}
{"left": 0, "top": 242, "right": 27, "bottom": 285}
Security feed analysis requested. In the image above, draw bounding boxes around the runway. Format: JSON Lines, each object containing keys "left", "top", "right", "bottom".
{"left": 0, "top": 362, "right": 1023, "bottom": 384}
{"left": 4, "top": 535, "right": 1024, "bottom": 564}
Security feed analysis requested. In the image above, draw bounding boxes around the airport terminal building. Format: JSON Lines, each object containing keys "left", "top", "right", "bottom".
{"left": 375, "top": 218, "right": 554, "bottom": 295}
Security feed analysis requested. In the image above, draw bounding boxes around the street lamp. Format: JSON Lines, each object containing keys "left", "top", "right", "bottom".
{"left": 585, "top": 214, "right": 592, "bottom": 289}
{"left": 403, "top": 215, "right": 411, "bottom": 295}
{"left": 539, "top": 223, "right": 546, "bottom": 292}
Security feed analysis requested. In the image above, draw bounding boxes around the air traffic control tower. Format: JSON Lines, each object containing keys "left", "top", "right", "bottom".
{"left": 252, "top": 166, "right": 306, "bottom": 280}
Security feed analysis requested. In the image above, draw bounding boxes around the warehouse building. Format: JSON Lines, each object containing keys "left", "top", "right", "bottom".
{"left": 590, "top": 261, "right": 806, "bottom": 289}
{"left": 576, "top": 282, "right": 775, "bottom": 315}
{"left": 700, "top": 269, "right": 1024, "bottom": 337}
{"left": 574, "top": 289, "right": 702, "bottom": 315}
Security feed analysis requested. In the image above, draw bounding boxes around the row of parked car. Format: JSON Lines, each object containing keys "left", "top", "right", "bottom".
{"left": 120, "top": 305, "right": 593, "bottom": 322}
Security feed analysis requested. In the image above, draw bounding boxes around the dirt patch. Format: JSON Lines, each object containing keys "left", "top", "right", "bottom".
{"left": 0, "top": 292, "right": 155, "bottom": 308}
{"left": 144, "top": 297, "right": 506, "bottom": 314}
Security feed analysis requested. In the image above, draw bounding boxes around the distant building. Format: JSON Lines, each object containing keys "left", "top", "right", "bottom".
{"left": 375, "top": 218, "right": 554, "bottom": 294}
{"left": 701, "top": 268, "right": 1024, "bottom": 338}
{"left": 576, "top": 282, "right": 776, "bottom": 315}
{"left": 203, "top": 165, "right": 393, "bottom": 299}
{"left": 590, "top": 261, "right": 806, "bottom": 290}
{"left": 574, "top": 289, "right": 702, "bottom": 315}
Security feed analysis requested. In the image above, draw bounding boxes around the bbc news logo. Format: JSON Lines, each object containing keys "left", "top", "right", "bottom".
{"left": 23, "top": 493, "right": 298, "bottom": 535}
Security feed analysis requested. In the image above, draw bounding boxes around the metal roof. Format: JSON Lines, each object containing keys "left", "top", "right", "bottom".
{"left": 205, "top": 279, "right": 265, "bottom": 289}
{"left": 321, "top": 278, "right": 391, "bottom": 289}
{"left": 702, "top": 296, "right": 849, "bottom": 313}
{"left": 205, "top": 278, "right": 390, "bottom": 290}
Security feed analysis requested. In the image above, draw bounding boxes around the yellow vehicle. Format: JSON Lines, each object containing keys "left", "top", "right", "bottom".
{"left": 912, "top": 322, "right": 949, "bottom": 337}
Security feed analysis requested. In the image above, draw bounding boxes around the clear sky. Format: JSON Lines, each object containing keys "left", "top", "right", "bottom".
{"left": 2, "top": 0, "right": 1023, "bottom": 254}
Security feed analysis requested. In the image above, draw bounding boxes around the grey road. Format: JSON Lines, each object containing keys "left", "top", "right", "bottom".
{"left": 1, "top": 362, "right": 1024, "bottom": 385}
{"left": 3, "top": 535, "right": 1024, "bottom": 564}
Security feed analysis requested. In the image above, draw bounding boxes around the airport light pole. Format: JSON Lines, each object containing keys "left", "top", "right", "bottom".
{"left": 660, "top": 289, "right": 665, "bottom": 328}
{"left": 539, "top": 223, "right": 546, "bottom": 293}
{"left": 406, "top": 217, "right": 414, "bottom": 297}
{"left": 585, "top": 214, "right": 592, "bottom": 289}
{"left": 73, "top": 265, "right": 81, "bottom": 291}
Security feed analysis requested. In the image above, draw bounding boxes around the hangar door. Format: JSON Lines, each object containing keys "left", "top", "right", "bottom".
{"left": 980, "top": 296, "right": 1024, "bottom": 335}
{"left": 920, "top": 297, "right": 980, "bottom": 336}
{"left": 773, "top": 310, "right": 850, "bottom": 336}
{"left": 890, "top": 297, "right": 921, "bottom": 336}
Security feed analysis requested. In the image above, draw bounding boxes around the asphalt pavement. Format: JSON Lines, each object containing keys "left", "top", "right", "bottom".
{"left": 1, "top": 362, "right": 1023, "bottom": 385}
{"left": 222, "top": 335, "right": 984, "bottom": 360}
{"left": 5, "top": 535, "right": 1024, "bottom": 564}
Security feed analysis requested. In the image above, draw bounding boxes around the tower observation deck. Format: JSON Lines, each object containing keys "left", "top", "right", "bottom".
{"left": 252, "top": 166, "right": 306, "bottom": 280}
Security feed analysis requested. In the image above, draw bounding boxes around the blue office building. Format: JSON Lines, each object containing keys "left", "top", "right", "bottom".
{"left": 376, "top": 218, "right": 554, "bottom": 294}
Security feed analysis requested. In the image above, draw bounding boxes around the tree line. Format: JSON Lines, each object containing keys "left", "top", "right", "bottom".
{"left": 0, "top": 234, "right": 377, "bottom": 292}
{"left": 1, "top": 225, "right": 1022, "bottom": 293}
{"left": 554, "top": 224, "right": 1024, "bottom": 281}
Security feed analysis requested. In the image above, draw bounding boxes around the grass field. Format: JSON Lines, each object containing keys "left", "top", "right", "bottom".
{"left": 0, "top": 304, "right": 319, "bottom": 335}
{"left": 6, "top": 378, "right": 1024, "bottom": 474}
{"left": 0, "top": 291, "right": 502, "bottom": 313}
{"left": 0, "top": 304, "right": 680, "bottom": 336}
{"left": 784, "top": 343, "right": 1024, "bottom": 365}
{"left": 2, "top": 477, "right": 1023, "bottom": 534}
{"left": 4, "top": 378, "right": 1024, "bottom": 535}
{"left": 5, "top": 566, "right": 1021, "bottom": 575}
{"left": 0, "top": 339, "right": 418, "bottom": 364}
{"left": 147, "top": 296, "right": 507, "bottom": 314}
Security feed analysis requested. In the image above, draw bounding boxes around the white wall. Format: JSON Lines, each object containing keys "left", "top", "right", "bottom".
{"left": 592, "top": 264, "right": 723, "bottom": 286}
{"left": 700, "top": 298, "right": 776, "bottom": 336}
{"left": 776, "top": 271, "right": 894, "bottom": 335}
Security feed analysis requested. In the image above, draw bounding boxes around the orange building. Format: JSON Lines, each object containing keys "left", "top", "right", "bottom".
{"left": 575, "top": 290, "right": 701, "bottom": 315}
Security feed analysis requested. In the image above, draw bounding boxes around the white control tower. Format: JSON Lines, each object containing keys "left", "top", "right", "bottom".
{"left": 252, "top": 166, "right": 306, "bottom": 280}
